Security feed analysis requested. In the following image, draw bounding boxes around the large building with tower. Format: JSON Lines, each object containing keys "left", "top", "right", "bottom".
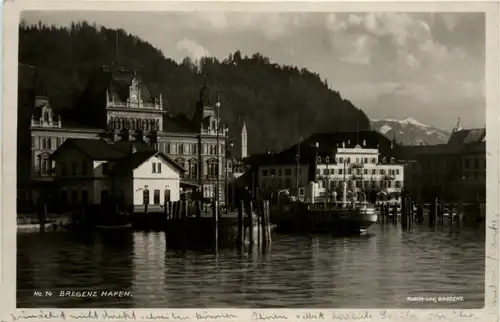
{"left": 17, "top": 64, "right": 248, "bottom": 211}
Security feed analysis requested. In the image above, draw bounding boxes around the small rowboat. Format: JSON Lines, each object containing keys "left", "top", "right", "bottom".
{"left": 94, "top": 223, "right": 132, "bottom": 230}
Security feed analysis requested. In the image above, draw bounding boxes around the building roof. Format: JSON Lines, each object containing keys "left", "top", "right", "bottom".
{"left": 246, "top": 131, "right": 398, "bottom": 167}
{"left": 397, "top": 128, "right": 487, "bottom": 159}
{"left": 96, "top": 66, "right": 160, "bottom": 105}
{"left": 163, "top": 114, "right": 198, "bottom": 134}
{"left": 447, "top": 128, "right": 486, "bottom": 146}
{"left": 50, "top": 138, "right": 127, "bottom": 161}
{"left": 109, "top": 150, "right": 185, "bottom": 175}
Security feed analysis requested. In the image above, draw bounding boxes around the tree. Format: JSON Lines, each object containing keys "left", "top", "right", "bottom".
{"left": 19, "top": 22, "right": 371, "bottom": 154}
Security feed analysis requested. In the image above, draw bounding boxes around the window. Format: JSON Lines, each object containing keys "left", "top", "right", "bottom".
{"left": 152, "top": 163, "right": 156, "bottom": 173}
{"left": 41, "top": 137, "right": 46, "bottom": 149}
{"left": 81, "top": 161, "right": 88, "bottom": 175}
{"left": 166, "top": 143, "right": 172, "bottom": 154}
{"left": 31, "top": 136, "right": 36, "bottom": 148}
{"left": 143, "top": 189, "right": 150, "bottom": 205}
{"left": 356, "top": 158, "right": 359, "bottom": 163}
{"left": 284, "top": 169, "right": 292, "bottom": 176}
{"left": 372, "top": 169, "right": 376, "bottom": 175}
{"left": 71, "top": 190, "right": 78, "bottom": 203}
{"left": 364, "top": 158, "right": 368, "bottom": 163}
{"left": 71, "top": 162, "right": 77, "bottom": 176}
{"left": 192, "top": 143, "right": 198, "bottom": 155}
{"left": 157, "top": 162, "right": 162, "bottom": 173}
{"left": 190, "top": 162, "right": 198, "bottom": 179}
{"left": 323, "top": 169, "right": 328, "bottom": 175}
{"left": 339, "top": 157, "right": 344, "bottom": 163}
{"left": 61, "top": 162, "right": 67, "bottom": 176}
{"left": 396, "top": 169, "right": 400, "bottom": 175}
{"left": 179, "top": 144, "right": 184, "bottom": 155}
{"left": 81, "top": 190, "right": 89, "bottom": 204}
{"left": 371, "top": 158, "right": 376, "bottom": 164}
{"left": 278, "top": 169, "right": 282, "bottom": 176}
{"left": 347, "top": 169, "right": 352, "bottom": 175}
{"left": 270, "top": 169, "right": 276, "bottom": 176}
{"left": 262, "top": 169, "right": 269, "bottom": 176}
{"left": 154, "top": 190, "right": 160, "bottom": 205}
{"left": 339, "top": 169, "right": 343, "bottom": 175}
{"left": 363, "top": 169, "right": 368, "bottom": 175}
{"left": 380, "top": 169, "right": 385, "bottom": 175}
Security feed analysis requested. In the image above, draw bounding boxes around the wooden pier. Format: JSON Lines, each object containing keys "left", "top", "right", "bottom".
{"left": 155, "top": 200, "right": 273, "bottom": 249}
{"left": 376, "top": 196, "right": 484, "bottom": 229}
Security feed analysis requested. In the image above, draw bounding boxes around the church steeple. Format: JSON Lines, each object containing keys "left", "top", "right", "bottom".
{"left": 391, "top": 132, "right": 397, "bottom": 149}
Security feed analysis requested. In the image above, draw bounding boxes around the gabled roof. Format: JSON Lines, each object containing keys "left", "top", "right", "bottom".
{"left": 109, "top": 150, "right": 185, "bottom": 175}
{"left": 50, "top": 138, "right": 127, "bottom": 161}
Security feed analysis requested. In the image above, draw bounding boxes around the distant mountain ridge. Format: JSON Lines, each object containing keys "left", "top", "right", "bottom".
{"left": 370, "top": 117, "right": 451, "bottom": 145}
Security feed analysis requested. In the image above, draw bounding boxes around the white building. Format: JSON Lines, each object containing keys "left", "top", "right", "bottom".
{"left": 315, "top": 144, "right": 404, "bottom": 197}
{"left": 50, "top": 138, "right": 185, "bottom": 208}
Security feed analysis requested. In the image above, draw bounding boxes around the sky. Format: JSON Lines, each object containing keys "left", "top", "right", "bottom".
{"left": 22, "top": 11, "right": 485, "bottom": 130}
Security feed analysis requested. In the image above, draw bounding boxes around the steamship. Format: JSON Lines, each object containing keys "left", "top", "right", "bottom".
{"left": 272, "top": 182, "right": 378, "bottom": 235}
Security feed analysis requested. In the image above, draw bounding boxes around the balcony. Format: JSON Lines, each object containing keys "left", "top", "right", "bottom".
{"left": 350, "top": 162, "right": 364, "bottom": 168}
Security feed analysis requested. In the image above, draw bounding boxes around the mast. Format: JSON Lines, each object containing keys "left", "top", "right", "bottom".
{"left": 295, "top": 139, "right": 301, "bottom": 189}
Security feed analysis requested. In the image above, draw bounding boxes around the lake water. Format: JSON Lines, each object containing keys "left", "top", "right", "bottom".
{"left": 17, "top": 222, "right": 485, "bottom": 308}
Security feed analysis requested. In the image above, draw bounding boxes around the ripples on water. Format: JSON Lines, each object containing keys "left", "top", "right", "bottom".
{"left": 17, "top": 222, "right": 485, "bottom": 308}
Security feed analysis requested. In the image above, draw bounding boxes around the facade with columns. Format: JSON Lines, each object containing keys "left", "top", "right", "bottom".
{"left": 18, "top": 64, "right": 245, "bottom": 209}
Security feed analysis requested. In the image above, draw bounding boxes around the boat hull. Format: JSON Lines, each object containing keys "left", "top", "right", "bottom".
{"left": 273, "top": 203, "right": 377, "bottom": 235}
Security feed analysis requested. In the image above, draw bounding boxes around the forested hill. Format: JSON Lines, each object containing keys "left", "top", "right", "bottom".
{"left": 19, "top": 20, "right": 371, "bottom": 154}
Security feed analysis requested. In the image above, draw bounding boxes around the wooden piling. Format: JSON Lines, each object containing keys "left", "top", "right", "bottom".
{"left": 257, "top": 201, "right": 262, "bottom": 245}
{"left": 195, "top": 201, "right": 201, "bottom": 219}
{"left": 430, "top": 198, "right": 437, "bottom": 227}
{"left": 247, "top": 200, "right": 254, "bottom": 244}
{"left": 263, "top": 200, "right": 271, "bottom": 244}
{"left": 401, "top": 197, "right": 407, "bottom": 228}
{"left": 237, "top": 201, "right": 244, "bottom": 245}
{"left": 212, "top": 200, "right": 219, "bottom": 248}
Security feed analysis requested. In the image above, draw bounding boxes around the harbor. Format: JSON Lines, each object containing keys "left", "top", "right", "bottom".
{"left": 17, "top": 220, "right": 485, "bottom": 308}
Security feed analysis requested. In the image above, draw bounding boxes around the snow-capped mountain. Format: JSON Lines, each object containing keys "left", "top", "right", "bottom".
{"left": 370, "top": 117, "right": 451, "bottom": 145}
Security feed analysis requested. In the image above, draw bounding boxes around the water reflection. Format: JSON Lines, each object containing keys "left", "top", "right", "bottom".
{"left": 17, "top": 222, "right": 485, "bottom": 308}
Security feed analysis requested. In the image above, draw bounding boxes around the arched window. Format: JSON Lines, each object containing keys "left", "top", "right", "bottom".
{"left": 189, "top": 160, "right": 198, "bottom": 179}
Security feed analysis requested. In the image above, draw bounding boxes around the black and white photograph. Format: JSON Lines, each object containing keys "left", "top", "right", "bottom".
{"left": 3, "top": 1, "right": 498, "bottom": 315}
